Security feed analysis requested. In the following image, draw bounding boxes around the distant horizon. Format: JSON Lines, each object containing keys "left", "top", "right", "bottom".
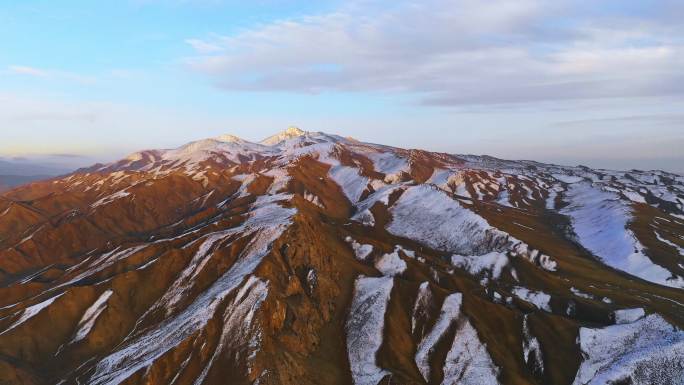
{"left": 2, "top": 126, "right": 683, "bottom": 176}
{"left": 2, "top": 1, "right": 683, "bottom": 174}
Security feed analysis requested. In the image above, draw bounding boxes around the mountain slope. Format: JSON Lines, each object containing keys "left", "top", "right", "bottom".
{"left": 0, "top": 129, "right": 683, "bottom": 385}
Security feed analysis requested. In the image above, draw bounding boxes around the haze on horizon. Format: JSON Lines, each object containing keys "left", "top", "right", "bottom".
{"left": 1, "top": 0, "right": 683, "bottom": 174}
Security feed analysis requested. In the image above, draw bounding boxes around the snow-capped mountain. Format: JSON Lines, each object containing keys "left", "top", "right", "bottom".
{"left": 1, "top": 128, "right": 683, "bottom": 385}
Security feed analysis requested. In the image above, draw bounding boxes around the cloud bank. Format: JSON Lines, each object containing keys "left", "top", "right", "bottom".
{"left": 185, "top": 0, "right": 684, "bottom": 105}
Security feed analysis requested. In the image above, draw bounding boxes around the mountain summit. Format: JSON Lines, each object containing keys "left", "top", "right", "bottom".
{"left": 0, "top": 129, "right": 683, "bottom": 385}
{"left": 260, "top": 126, "right": 307, "bottom": 145}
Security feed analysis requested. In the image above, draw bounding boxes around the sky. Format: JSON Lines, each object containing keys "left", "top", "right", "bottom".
{"left": 1, "top": 0, "right": 683, "bottom": 174}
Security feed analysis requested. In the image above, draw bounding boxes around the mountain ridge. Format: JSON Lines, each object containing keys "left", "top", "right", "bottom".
{"left": 0, "top": 128, "right": 683, "bottom": 385}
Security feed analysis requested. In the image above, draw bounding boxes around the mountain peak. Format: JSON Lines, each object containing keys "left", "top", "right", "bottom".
{"left": 284, "top": 126, "right": 305, "bottom": 135}
{"left": 260, "top": 126, "right": 307, "bottom": 145}
{"left": 214, "top": 134, "right": 246, "bottom": 143}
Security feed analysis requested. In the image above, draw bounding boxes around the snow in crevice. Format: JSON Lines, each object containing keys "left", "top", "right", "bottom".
{"left": 194, "top": 276, "right": 269, "bottom": 385}
{"left": 415, "top": 293, "right": 463, "bottom": 382}
{"left": 169, "top": 353, "right": 193, "bottom": 385}
{"left": 654, "top": 230, "right": 684, "bottom": 256}
{"left": 54, "top": 245, "right": 149, "bottom": 291}
{"left": 454, "top": 181, "right": 472, "bottom": 199}
{"left": 136, "top": 258, "right": 158, "bottom": 270}
{"left": 306, "top": 268, "right": 317, "bottom": 293}
{"left": 0, "top": 205, "right": 12, "bottom": 217}
{"left": 191, "top": 171, "right": 209, "bottom": 188}
{"left": 496, "top": 188, "right": 514, "bottom": 208}
{"left": 412, "top": 291, "right": 500, "bottom": 385}
{"left": 441, "top": 316, "right": 500, "bottom": 385}
{"left": 263, "top": 168, "right": 290, "bottom": 194}
{"left": 411, "top": 282, "right": 433, "bottom": 336}
{"left": 573, "top": 314, "right": 684, "bottom": 385}
{"left": 91, "top": 189, "right": 131, "bottom": 208}
{"left": 85, "top": 195, "right": 295, "bottom": 385}
{"left": 561, "top": 182, "right": 684, "bottom": 289}
{"left": 70, "top": 290, "right": 114, "bottom": 344}
{"left": 17, "top": 264, "right": 54, "bottom": 285}
{"left": 156, "top": 231, "right": 233, "bottom": 316}
{"left": 346, "top": 276, "right": 394, "bottom": 385}
{"left": 351, "top": 184, "right": 403, "bottom": 226}
{"left": 522, "top": 314, "right": 544, "bottom": 376}
{"left": 231, "top": 173, "right": 257, "bottom": 199}
{"left": 0, "top": 292, "right": 64, "bottom": 336}
{"left": 545, "top": 185, "right": 563, "bottom": 210}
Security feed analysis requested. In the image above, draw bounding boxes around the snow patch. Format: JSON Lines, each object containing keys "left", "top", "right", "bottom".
{"left": 522, "top": 314, "right": 544, "bottom": 376}
{"left": 374, "top": 249, "right": 407, "bottom": 276}
{"left": 654, "top": 230, "right": 684, "bottom": 256}
{"left": 329, "top": 165, "right": 368, "bottom": 203}
{"left": 411, "top": 282, "right": 433, "bottom": 335}
{"left": 613, "top": 308, "right": 645, "bottom": 324}
{"left": 442, "top": 315, "right": 500, "bottom": 385}
{"left": 345, "top": 236, "right": 373, "bottom": 261}
{"left": 351, "top": 184, "right": 402, "bottom": 226}
{"left": 570, "top": 287, "right": 594, "bottom": 300}
{"left": 346, "top": 276, "right": 394, "bottom": 385}
{"left": 366, "top": 151, "right": 408, "bottom": 176}
{"left": 415, "top": 293, "right": 463, "bottom": 381}
{"left": 552, "top": 174, "right": 583, "bottom": 184}
{"left": 573, "top": 314, "right": 684, "bottom": 385}
{"left": 512, "top": 287, "right": 551, "bottom": 312}
{"left": 1, "top": 293, "right": 64, "bottom": 335}
{"left": 70, "top": 290, "right": 113, "bottom": 344}
{"left": 561, "top": 182, "right": 684, "bottom": 289}
{"left": 451, "top": 252, "right": 509, "bottom": 280}
{"left": 91, "top": 189, "right": 131, "bottom": 208}
{"left": 303, "top": 191, "right": 324, "bottom": 208}
{"left": 194, "top": 276, "right": 269, "bottom": 384}
{"left": 386, "top": 185, "right": 504, "bottom": 255}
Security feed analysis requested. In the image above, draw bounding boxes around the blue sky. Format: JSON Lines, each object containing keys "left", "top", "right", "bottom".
{"left": 1, "top": 0, "right": 683, "bottom": 173}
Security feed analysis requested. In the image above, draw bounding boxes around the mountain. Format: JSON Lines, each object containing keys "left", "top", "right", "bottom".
{"left": 0, "top": 159, "right": 70, "bottom": 192}
{"left": 0, "top": 128, "right": 683, "bottom": 385}
{"left": 0, "top": 159, "right": 69, "bottom": 176}
{"left": 0, "top": 175, "right": 52, "bottom": 192}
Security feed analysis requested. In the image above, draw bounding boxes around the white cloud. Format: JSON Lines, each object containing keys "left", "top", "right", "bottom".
{"left": 6, "top": 65, "right": 96, "bottom": 84}
{"left": 184, "top": 38, "right": 224, "bottom": 53}
{"left": 184, "top": 0, "right": 684, "bottom": 105}
{"left": 8, "top": 65, "right": 49, "bottom": 77}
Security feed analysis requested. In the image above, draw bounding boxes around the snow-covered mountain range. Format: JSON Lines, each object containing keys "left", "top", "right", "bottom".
{"left": 1, "top": 128, "right": 683, "bottom": 385}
